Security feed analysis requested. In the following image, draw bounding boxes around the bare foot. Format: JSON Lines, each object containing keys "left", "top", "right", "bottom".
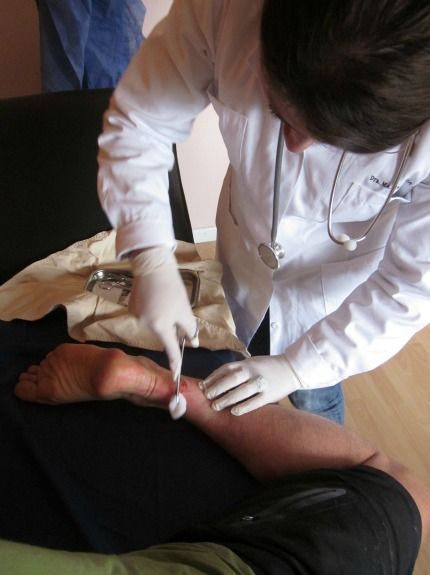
{"left": 15, "top": 343, "right": 175, "bottom": 407}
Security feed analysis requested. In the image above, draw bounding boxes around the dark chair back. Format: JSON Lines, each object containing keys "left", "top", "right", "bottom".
{"left": 0, "top": 89, "right": 193, "bottom": 284}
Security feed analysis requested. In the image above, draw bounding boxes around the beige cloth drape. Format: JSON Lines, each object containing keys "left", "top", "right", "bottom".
{"left": 0, "top": 231, "right": 247, "bottom": 356}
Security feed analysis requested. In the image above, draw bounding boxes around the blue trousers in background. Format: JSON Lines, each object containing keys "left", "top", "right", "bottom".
{"left": 289, "top": 384, "right": 345, "bottom": 425}
{"left": 38, "top": 0, "right": 146, "bottom": 91}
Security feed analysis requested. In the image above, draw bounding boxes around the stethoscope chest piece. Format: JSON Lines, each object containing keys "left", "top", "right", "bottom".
{"left": 259, "top": 122, "right": 286, "bottom": 270}
{"left": 258, "top": 241, "right": 285, "bottom": 270}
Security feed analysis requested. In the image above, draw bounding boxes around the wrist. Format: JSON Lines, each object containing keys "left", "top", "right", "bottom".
{"left": 131, "top": 246, "right": 176, "bottom": 277}
{"left": 283, "top": 355, "right": 302, "bottom": 385}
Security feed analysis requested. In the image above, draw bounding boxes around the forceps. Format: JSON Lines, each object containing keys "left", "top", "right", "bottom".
{"left": 174, "top": 335, "right": 186, "bottom": 404}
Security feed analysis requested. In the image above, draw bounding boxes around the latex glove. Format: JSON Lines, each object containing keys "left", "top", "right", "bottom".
{"left": 200, "top": 354, "right": 301, "bottom": 416}
{"left": 129, "top": 246, "right": 198, "bottom": 378}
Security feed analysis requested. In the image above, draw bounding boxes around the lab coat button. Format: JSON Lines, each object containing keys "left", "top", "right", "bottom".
{"left": 270, "top": 322, "right": 279, "bottom": 330}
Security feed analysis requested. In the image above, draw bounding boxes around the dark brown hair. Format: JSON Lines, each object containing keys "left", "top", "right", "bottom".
{"left": 261, "top": 0, "right": 430, "bottom": 152}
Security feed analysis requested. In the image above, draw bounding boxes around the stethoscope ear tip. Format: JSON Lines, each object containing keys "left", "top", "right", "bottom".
{"left": 344, "top": 238, "right": 358, "bottom": 252}
{"left": 337, "top": 233, "right": 358, "bottom": 252}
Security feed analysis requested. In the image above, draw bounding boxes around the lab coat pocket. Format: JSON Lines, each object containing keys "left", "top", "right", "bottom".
{"left": 207, "top": 93, "right": 248, "bottom": 175}
{"left": 330, "top": 182, "right": 406, "bottom": 223}
{"left": 284, "top": 180, "right": 390, "bottom": 224}
{"left": 321, "top": 247, "right": 384, "bottom": 315}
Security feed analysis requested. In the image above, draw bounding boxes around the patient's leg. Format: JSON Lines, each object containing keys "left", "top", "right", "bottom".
{"left": 14, "top": 343, "right": 430, "bottom": 535}
{"left": 14, "top": 342, "right": 387, "bottom": 477}
{"left": 15, "top": 343, "right": 175, "bottom": 406}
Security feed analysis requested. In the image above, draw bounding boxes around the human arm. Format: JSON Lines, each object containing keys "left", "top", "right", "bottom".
{"left": 179, "top": 366, "right": 430, "bottom": 539}
{"left": 97, "top": 0, "right": 220, "bottom": 257}
{"left": 97, "top": 0, "right": 222, "bottom": 371}
{"left": 128, "top": 246, "right": 199, "bottom": 377}
{"left": 204, "top": 169, "right": 430, "bottom": 411}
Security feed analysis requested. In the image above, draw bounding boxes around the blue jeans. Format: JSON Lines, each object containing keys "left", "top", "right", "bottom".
{"left": 289, "top": 383, "right": 344, "bottom": 424}
{"left": 38, "top": 1, "right": 146, "bottom": 92}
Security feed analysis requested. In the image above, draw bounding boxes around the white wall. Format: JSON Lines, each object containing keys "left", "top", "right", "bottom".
{"left": 0, "top": 0, "right": 227, "bottom": 241}
{"left": 0, "top": 1, "right": 41, "bottom": 98}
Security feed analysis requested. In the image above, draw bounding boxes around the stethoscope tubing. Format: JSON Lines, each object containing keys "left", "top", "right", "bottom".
{"left": 271, "top": 122, "right": 284, "bottom": 245}
{"left": 260, "top": 123, "right": 416, "bottom": 267}
{"left": 327, "top": 133, "right": 416, "bottom": 246}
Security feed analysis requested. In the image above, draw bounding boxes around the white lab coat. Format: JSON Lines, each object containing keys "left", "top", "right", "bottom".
{"left": 98, "top": 0, "right": 430, "bottom": 389}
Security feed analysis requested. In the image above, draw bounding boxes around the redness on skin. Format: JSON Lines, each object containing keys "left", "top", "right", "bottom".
{"left": 175, "top": 378, "right": 190, "bottom": 395}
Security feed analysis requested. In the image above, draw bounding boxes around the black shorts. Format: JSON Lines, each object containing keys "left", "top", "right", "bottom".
{"left": 180, "top": 465, "right": 421, "bottom": 575}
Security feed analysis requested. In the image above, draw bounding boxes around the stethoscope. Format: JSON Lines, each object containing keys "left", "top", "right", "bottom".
{"left": 258, "top": 122, "right": 416, "bottom": 270}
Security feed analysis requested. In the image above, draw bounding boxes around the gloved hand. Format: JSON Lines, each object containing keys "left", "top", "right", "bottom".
{"left": 200, "top": 354, "right": 301, "bottom": 415}
{"left": 129, "top": 246, "right": 199, "bottom": 378}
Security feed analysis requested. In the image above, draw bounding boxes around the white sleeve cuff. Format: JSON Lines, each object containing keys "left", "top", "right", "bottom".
{"left": 115, "top": 220, "right": 176, "bottom": 260}
{"left": 285, "top": 334, "right": 343, "bottom": 389}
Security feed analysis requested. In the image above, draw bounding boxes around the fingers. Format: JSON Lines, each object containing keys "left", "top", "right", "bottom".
{"left": 177, "top": 315, "right": 199, "bottom": 348}
{"left": 200, "top": 362, "right": 246, "bottom": 398}
{"left": 200, "top": 362, "right": 240, "bottom": 389}
{"left": 161, "top": 330, "right": 183, "bottom": 380}
{"left": 188, "top": 319, "right": 199, "bottom": 348}
{"left": 210, "top": 376, "right": 268, "bottom": 411}
{"left": 230, "top": 393, "right": 269, "bottom": 416}
{"left": 129, "top": 264, "right": 199, "bottom": 369}
{"left": 199, "top": 355, "right": 295, "bottom": 416}
{"left": 156, "top": 316, "right": 199, "bottom": 380}
{"left": 200, "top": 362, "right": 269, "bottom": 414}
{"left": 202, "top": 370, "right": 242, "bottom": 399}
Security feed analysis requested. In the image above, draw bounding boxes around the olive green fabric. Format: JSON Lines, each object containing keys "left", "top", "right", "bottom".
{"left": 0, "top": 539, "right": 255, "bottom": 575}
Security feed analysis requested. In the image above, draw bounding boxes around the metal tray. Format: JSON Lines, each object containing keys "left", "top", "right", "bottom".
{"left": 86, "top": 268, "right": 200, "bottom": 308}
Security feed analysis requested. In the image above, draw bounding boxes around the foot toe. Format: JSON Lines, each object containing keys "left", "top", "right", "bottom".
{"left": 14, "top": 380, "right": 38, "bottom": 402}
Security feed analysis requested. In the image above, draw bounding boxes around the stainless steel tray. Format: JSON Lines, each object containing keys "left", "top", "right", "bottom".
{"left": 86, "top": 268, "right": 200, "bottom": 308}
